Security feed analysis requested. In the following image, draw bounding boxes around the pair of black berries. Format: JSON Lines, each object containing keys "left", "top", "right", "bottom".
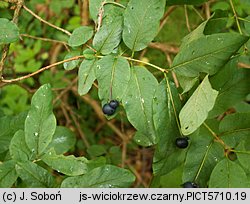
{"left": 102, "top": 100, "right": 119, "bottom": 116}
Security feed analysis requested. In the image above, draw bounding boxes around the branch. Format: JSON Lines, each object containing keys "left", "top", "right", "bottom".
{"left": 0, "top": 0, "right": 24, "bottom": 78}
{"left": 20, "top": 34, "right": 68, "bottom": 45}
{"left": 229, "top": 0, "right": 243, "bottom": 35}
{"left": 23, "top": 5, "right": 72, "bottom": 36}
{"left": 1, "top": 55, "right": 84, "bottom": 83}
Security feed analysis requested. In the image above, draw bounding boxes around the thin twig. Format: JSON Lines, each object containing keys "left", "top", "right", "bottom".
{"left": 184, "top": 5, "right": 191, "bottom": 32}
{"left": 53, "top": 78, "right": 78, "bottom": 104}
{"left": 0, "top": 0, "right": 24, "bottom": 78}
{"left": 1, "top": 56, "right": 85, "bottom": 83}
{"left": 20, "top": 34, "right": 68, "bottom": 45}
{"left": 61, "top": 101, "right": 90, "bottom": 148}
{"left": 204, "top": 2, "right": 211, "bottom": 19}
{"left": 23, "top": 5, "right": 72, "bottom": 36}
{"left": 149, "top": 42, "right": 179, "bottom": 54}
{"left": 191, "top": 6, "right": 205, "bottom": 21}
{"left": 81, "top": 0, "right": 89, "bottom": 26}
{"left": 126, "top": 162, "right": 148, "bottom": 187}
{"left": 96, "top": 55, "right": 168, "bottom": 73}
{"left": 159, "top": 6, "right": 177, "bottom": 31}
{"left": 238, "top": 62, "right": 250, "bottom": 69}
{"left": 203, "top": 123, "right": 229, "bottom": 149}
{"left": 229, "top": 0, "right": 243, "bottom": 35}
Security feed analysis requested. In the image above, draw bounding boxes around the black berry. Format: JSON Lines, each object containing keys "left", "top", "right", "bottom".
{"left": 102, "top": 104, "right": 115, "bottom": 116}
{"left": 109, "top": 100, "right": 119, "bottom": 109}
{"left": 182, "top": 182, "right": 198, "bottom": 188}
{"left": 175, "top": 137, "right": 189, "bottom": 149}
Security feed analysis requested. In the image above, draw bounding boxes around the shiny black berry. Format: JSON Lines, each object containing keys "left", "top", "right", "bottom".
{"left": 175, "top": 137, "right": 189, "bottom": 149}
{"left": 182, "top": 182, "right": 198, "bottom": 188}
{"left": 109, "top": 100, "right": 119, "bottom": 109}
{"left": 102, "top": 104, "right": 115, "bottom": 116}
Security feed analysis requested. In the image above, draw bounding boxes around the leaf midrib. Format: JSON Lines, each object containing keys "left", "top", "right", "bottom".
{"left": 130, "top": 2, "right": 153, "bottom": 51}
{"left": 171, "top": 43, "right": 239, "bottom": 72}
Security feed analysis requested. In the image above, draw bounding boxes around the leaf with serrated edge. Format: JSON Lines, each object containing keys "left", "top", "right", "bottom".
{"left": 179, "top": 75, "right": 218, "bottom": 135}
{"left": 122, "top": 0, "right": 165, "bottom": 51}
{"left": 78, "top": 59, "right": 98, "bottom": 96}
{"left": 123, "top": 66, "right": 158, "bottom": 146}
{"left": 25, "top": 84, "right": 56, "bottom": 157}
{"left": 96, "top": 55, "right": 130, "bottom": 102}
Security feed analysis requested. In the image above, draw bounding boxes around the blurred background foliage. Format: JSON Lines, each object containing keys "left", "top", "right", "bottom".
{"left": 0, "top": 0, "right": 250, "bottom": 187}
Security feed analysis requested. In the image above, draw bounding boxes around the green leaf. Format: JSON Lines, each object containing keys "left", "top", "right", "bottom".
{"left": 41, "top": 149, "right": 88, "bottom": 176}
{"left": 10, "top": 130, "right": 32, "bottom": 162}
{"left": 87, "top": 145, "right": 107, "bottom": 157}
{"left": 209, "top": 59, "right": 250, "bottom": 117}
{"left": 183, "top": 124, "right": 224, "bottom": 187}
{"left": 153, "top": 80, "right": 180, "bottom": 149}
{"left": 219, "top": 113, "right": 250, "bottom": 147}
{"left": 0, "top": 18, "right": 19, "bottom": 44}
{"left": 244, "top": 16, "right": 250, "bottom": 35}
{"left": 61, "top": 165, "right": 135, "bottom": 187}
{"left": 96, "top": 55, "right": 130, "bottom": 102}
{"left": 0, "top": 160, "right": 18, "bottom": 187}
{"left": 83, "top": 49, "right": 96, "bottom": 60}
{"left": 93, "top": 17, "right": 123, "bottom": 55}
{"left": 179, "top": 76, "right": 218, "bottom": 135}
{"left": 78, "top": 59, "right": 98, "bottom": 96}
{"left": 209, "top": 159, "right": 249, "bottom": 188}
{"left": 167, "top": 0, "right": 208, "bottom": 5}
{"left": 236, "top": 141, "right": 250, "bottom": 171}
{"left": 158, "top": 166, "right": 184, "bottom": 188}
{"left": 153, "top": 79, "right": 184, "bottom": 176}
{"left": 0, "top": 112, "right": 26, "bottom": 153}
{"left": 122, "top": 0, "right": 166, "bottom": 51}
{"left": 63, "top": 51, "right": 81, "bottom": 70}
{"left": 68, "top": 26, "right": 93, "bottom": 47}
{"left": 25, "top": 84, "right": 56, "bottom": 157}
{"left": 177, "top": 75, "right": 199, "bottom": 94}
{"left": 171, "top": 33, "right": 249, "bottom": 77}
{"left": 123, "top": 66, "right": 158, "bottom": 146}
{"left": 89, "top": 0, "right": 104, "bottom": 21}
{"left": 220, "top": 112, "right": 250, "bottom": 133}
{"left": 47, "top": 126, "right": 76, "bottom": 155}
{"left": 154, "top": 150, "right": 186, "bottom": 176}
{"left": 16, "top": 161, "right": 55, "bottom": 187}
{"left": 89, "top": 0, "right": 123, "bottom": 22}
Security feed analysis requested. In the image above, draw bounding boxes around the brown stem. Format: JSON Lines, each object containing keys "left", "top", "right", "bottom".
{"left": 1, "top": 56, "right": 85, "bottom": 83}
{"left": 23, "top": 5, "right": 72, "bottom": 36}
{"left": 184, "top": 5, "right": 191, "bottom": 32}
{"left": 0, "top": 0, "right": 24, "bottom": 78}
{"left": 159, "top": 6, "right": 177, "bottom": 31}
{"left": 81, "top": 0, "right": 89, "bottom": 26}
